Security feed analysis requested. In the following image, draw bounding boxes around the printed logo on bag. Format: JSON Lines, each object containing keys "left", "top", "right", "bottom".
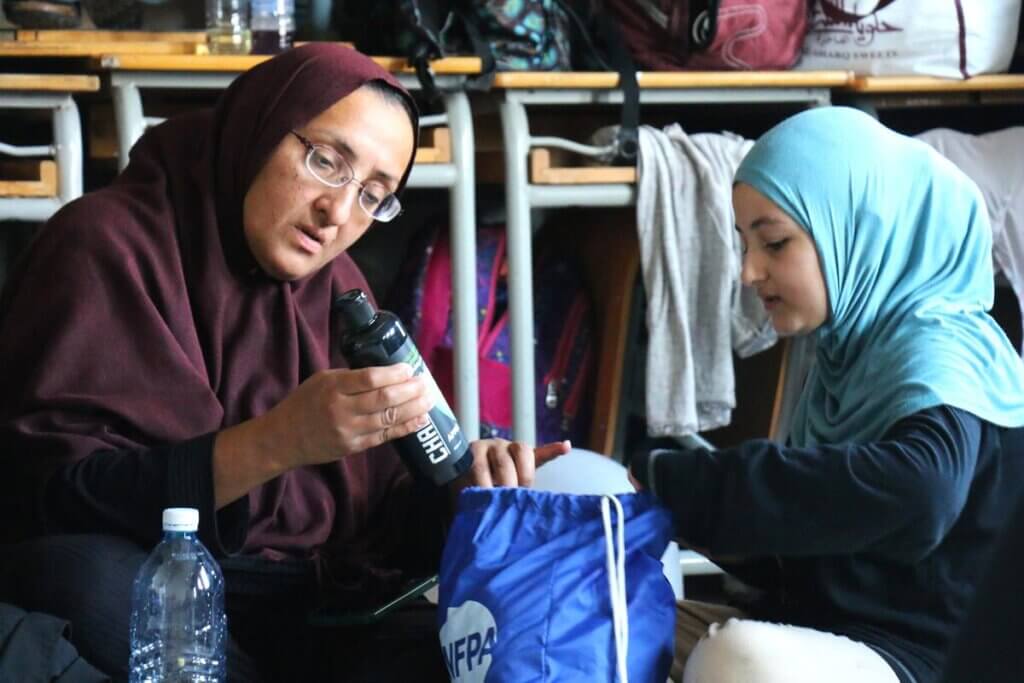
{"left": 439, "top": 600, "right": 497, "bottom": 682}
{"left": 807, "top": 1, "right": 903, "bottom": 53}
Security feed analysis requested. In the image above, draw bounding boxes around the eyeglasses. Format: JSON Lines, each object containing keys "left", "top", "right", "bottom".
{"left": 290, "top": 131, "right": 402, "bottom": 223}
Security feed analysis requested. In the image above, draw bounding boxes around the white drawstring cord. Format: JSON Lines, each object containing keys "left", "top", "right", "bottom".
{"left": 601, "top": 495, "right": 629, "bottom": 683}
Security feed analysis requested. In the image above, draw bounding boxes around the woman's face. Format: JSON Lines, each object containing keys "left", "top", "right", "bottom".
{"left": 242, "top": 85, "right": 414, "bottom": 281}
{"left": 733, "top": 182, "right": 829, "bottom": 337}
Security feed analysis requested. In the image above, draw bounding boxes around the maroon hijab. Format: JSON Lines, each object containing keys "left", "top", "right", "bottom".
{"left": 0, "top": 45, "right": 422, "bottom": 562}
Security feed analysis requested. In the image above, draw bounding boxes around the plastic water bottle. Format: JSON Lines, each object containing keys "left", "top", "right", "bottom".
{"left": 129, "top": 508, "right": 227, "bottom": 683}
{"left": 251, "top": 0, "right": 295, "bottom": 54}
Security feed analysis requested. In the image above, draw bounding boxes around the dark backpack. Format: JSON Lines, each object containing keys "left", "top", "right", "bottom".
{"left": 332, "top": 0, "right": 575, "bottom": 99}
{"left": 389, "top": 223, "right": 595, "bottom": 445}
{"left": 332, "top": 1, "right": 642, "bottom": 162}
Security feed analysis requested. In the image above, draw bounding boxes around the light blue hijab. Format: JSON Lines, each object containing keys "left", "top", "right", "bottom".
{"left": 735, "top": 106, "right": 1024, "bottom": 447}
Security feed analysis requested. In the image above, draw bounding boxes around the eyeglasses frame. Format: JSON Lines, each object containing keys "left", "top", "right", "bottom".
{"left": 289, "top": 130, "right": 402, "bottom": 223}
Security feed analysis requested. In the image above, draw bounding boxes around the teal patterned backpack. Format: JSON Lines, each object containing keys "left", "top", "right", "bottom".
{"left": 465, "top": 0, "right": 573, "bottom": 70}
{"left": 333, "top": 0, "right": 574, "bottom": 79}
{"left": 333, "top": 0, "right": 639, "bottom": 160}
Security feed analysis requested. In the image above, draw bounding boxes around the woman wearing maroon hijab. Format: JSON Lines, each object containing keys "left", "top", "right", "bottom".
{"left": 0, "top": 45, "right": 566, "bottom": 681}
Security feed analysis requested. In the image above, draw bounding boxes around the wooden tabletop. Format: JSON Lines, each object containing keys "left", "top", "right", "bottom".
{"left": 491, "top": 70, "right": 854, "bottom": 89}
{"left": 846, "top": 74, "right": 1024, "bottom": 93}
{"left": 5, "top": 32, "right": 1023, "bottom": 95}
{"left": 489, "top": 70, "right": 1024, "bottom": 93}
{"left": 0, "top": 41, "right": 202, "bottom": 57}
{"left": 13, "top": 29, "right": 205, "bottom": 43}
{"left": 0, "top": 73, "right": 100, "bottom": 92}
{"left": 94, "top": 53, "right": 483, "bottom": 74}
{"left": 0, "top": 30, "right": 203, "bottom": 57}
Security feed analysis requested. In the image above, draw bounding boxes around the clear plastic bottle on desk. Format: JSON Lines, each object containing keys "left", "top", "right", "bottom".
{"left": 129, "top": 508, "right": 227, "bottom": 683}
{"left": 251, "top": 0, "right": 295, "bottom": 54}
{"left": 206, "top": 0, "right": 252, "bottom": 54}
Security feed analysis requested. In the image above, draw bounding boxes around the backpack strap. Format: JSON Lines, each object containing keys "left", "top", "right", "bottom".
{"left": 452, "top": 6, "right": 498, "bottom": 91}
{"left": 594, "top": 9, "right": 640, "bottom": 163}
{"left": 403, "top": 1, "right": 497, "bottom": 104}
{"left": 557, "top": 0, "right": 639, "bottom": 163}
{"left": 416, "top": 228, "right": 454, "bottom": 365}
{"left": 477, "top": 230, "right": 508, "bottom": 355}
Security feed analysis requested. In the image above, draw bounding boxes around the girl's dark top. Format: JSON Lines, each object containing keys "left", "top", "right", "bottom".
{"left": 0, "top": 45, "right": 443, "bottom": 606}
{"left": 630, "top": 405, "right": 1024, "bottom": 683}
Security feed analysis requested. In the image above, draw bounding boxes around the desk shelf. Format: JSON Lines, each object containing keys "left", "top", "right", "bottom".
{"left": 529, "top": 148, "right": 635, "bottom": 185}
{"left": 0, "top": 160, "right": 57, "bottom": 197}
{"left": 415, "top": 127, "right": 451, "bottom": 165}
{"left": 0, "top": 73, "right": 99, "bottom": 92}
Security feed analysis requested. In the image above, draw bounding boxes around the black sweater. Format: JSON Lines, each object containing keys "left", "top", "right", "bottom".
{"left": 630, "top": 406, "right": 1024, "bottom": 683}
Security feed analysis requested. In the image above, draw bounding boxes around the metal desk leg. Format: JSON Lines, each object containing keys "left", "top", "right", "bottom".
{"left": 111, "top": 80, "right": 145, "bottom": 171}
{"left": 499, "top": 96, "right": 537, "bottom": 444}
{"left": 444, "top": 90, "right": 480, "bottom": 441}
{"left": 52, "top": 94, "right": 83, "bottom": 204}
{"left": 0, "top": 92, "right": 80, "bottom": 221}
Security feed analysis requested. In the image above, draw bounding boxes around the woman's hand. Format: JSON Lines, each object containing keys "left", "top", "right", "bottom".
{"left": 264, "top": 364, "right": 433, "bottom": 469}
{"left": 453, "top": 438, "right": 571, "bottom": 493}
{"left": 214, "top": 363, "right": 434, "bottom": 508}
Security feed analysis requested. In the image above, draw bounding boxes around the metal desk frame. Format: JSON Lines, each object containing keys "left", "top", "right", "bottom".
{"left": 105, "top": 68, "right": 481, "bottom": 439}
{"left": 0, "top": 91, "right": 85, "bottom": 221}
{"left": 498, "top": 84, "right": 834, "bottom": 446}
{"left": 837, "top": 74, "right": 1024, "bottom": 117}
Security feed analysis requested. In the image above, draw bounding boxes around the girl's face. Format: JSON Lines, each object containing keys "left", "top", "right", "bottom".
{"left": 242, "top": 85, "right": 414, "bottom": 282}
{"left": 733, "top": 183, "right": 829, "bottom": 337}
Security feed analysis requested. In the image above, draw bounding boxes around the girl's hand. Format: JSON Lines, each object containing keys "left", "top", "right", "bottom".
{"left": 456, "top": 438, "right": 572, "bottom": 490}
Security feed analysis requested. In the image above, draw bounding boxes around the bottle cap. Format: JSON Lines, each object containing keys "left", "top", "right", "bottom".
{"left": 162, "top": 507, "right": 199, "bottom": 532}
{"left": 333, "top": 289, "right": 377, "bottom": 331}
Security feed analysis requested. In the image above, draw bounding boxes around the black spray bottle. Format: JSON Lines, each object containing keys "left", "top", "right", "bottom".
{"left": 333, "top": 289, "right": 472, "bottom": 486}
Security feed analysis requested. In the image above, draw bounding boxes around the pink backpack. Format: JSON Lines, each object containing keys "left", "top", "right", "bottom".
{"left": 604, "top": 0, "right": 809, "bottom": 70}
{"left": 389, "top": 223, "right": 595, "bottom": 445}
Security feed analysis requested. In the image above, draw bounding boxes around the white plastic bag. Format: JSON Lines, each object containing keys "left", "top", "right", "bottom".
{"left": 797, "top": 0, "right": 1023, "bottom": 78}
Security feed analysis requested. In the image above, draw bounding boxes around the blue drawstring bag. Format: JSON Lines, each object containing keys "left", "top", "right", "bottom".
{"left": 438, "top": 487, "right": 676, "bottom": 682}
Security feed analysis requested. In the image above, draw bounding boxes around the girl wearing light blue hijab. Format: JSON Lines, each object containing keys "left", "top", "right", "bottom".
{"left": 737, "top": 107, "right": 1024, "bottom": 448}
{"left": 630, "top": 107, "right": 1024, "bottom": 683}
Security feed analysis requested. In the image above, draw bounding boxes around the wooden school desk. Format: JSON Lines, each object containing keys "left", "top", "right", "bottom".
{"left": 0, "top": 73, "right": 99, "bottom": 221}
{"left": 0, "top": 31, "right": 203, "bottom": 221}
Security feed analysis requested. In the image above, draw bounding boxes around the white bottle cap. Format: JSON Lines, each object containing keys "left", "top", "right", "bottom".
{"left": 162, "top": 507, "right": 199, "bottom": 532}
